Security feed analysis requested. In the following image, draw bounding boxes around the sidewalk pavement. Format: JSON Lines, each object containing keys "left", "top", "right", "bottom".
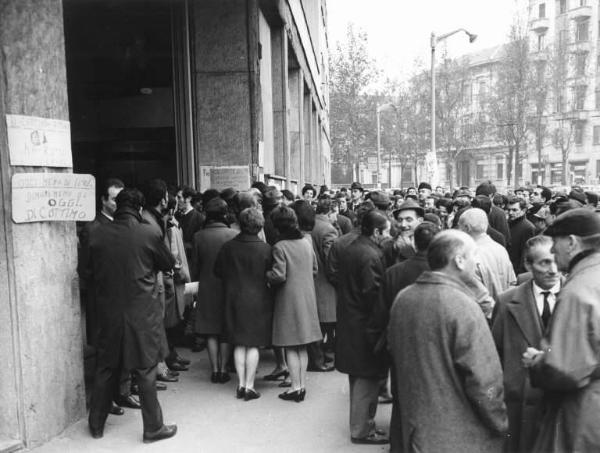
{"left": 31, "top": 350, "right": 391, "bottom": 453}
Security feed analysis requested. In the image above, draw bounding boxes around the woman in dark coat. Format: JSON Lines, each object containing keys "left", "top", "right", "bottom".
{"left": 266, "top": 206, "right": 321, "bottom": 402}
{"left": 214, "top": 208, "right": 273, "bottom": 401}
{"left": 192, "top": 197, "right": 237, "bottom": 383}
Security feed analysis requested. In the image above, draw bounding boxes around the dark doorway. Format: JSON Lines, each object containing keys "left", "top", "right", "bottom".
{"left": 63, "top": 0, "right": 186, "bottom": 188}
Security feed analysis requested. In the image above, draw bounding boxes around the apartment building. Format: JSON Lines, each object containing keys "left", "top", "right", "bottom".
{"left": 528, "top": 0, "right": 600, "bottom": 185}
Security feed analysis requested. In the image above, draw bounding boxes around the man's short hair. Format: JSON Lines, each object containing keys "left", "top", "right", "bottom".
{"left": 239, "top": 207, "right": 264, "bottom": 235}
{"left": 141, "top": 179, "right": 167, "bottom": 208}
{"left": 179, "top": 185, "right": 196, "bottom": 200}
{"left": 427, "top": 230, "right": 471, "bottom": 271}
{"left": 414, "top": 221, "right": 441, "bottom": 252}
{"left": 537, "top": 185, "right": 552, "bottom": 202}
{"left": 316, "top": 197, "right": 333, "bottom": 214}
{"left": 355, "top": 200, "right": 376, "bottom": 227}
{"left": 98, "top": 177, "right": 124, "bottom": 203}
{"left": 475, "top": 181, "right": 496, "bottom": 197}
{"left": 524, "top": 235, "right": 553, "bottom": 263}
{"left": 116, "top": 188, "right": 144, "bottom": 212}
{"left": 291, "top": 199, "right": 315, "bottom": 231}
{"left": 361, "top": 210, "right": 389, "bottom": 236}
{"left": 507, "top": 196, "right": 527, "bottom": 210}
{"left": 281, "top": 189, "right": 295, "bottom": 202}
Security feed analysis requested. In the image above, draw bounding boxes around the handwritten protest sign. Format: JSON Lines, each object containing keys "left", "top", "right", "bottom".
{"left": 6, "top": 114, "right": 72, "bottom": 167}
{"left": 12, "top": 173, "right": 95, "bottom": 223}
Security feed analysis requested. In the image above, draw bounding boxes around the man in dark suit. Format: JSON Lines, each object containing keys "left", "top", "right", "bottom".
{"left": 507, "top": 197, "right": 536, "bottom": 274}
{"left": 88, "top": 188, "right": 177, "bottom": 443}
{"left": 492, "top": 235, "right": 561, "bottom": 452}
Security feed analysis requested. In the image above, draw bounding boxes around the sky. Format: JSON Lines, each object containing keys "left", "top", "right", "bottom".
{"left": 327, "top": 0, "right": 528, "bottom": 83}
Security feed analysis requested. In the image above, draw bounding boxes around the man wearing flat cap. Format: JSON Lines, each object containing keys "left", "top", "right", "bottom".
{"left": 417, "top": 182, "right": 432, "bottom": 204}
{"left": 383, "top": 200, "right": 424, "bottom": 266}
{"left": 523, "top": 208, "right": 600, "bottom": 452}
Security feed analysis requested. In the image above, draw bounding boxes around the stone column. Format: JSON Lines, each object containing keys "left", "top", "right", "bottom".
{"left": 0, "top": 0, "right": 85, "bottom": 447}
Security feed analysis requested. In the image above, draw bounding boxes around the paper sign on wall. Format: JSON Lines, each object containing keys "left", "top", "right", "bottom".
{"left": 12, "top": 173, "right": 95, "bottom": 223}
{"left": 199, "top": 166, "right": 251, "bottom": 192}
{"left": 6, "top": 114, "right": 73, "bottom": 167}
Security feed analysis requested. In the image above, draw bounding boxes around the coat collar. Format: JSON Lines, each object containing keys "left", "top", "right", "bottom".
{"left": 235, "top": 232, "right": 263, "bottom": 243}
{"left": 568, "top": 250, "right": 600, "bottom": 276}
{"left": 506, "top": 280, "right": 543, "bottom": 346}
{"left": 415, "top": 271, "right": 472, "bottom": 295}
{"left": 204, "top": 221, "right": 229, "bottom": 230}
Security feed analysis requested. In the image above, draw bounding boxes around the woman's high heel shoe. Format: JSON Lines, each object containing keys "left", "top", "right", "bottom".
{"left": 278, "top": 389, "right": 304, "bottom": 402}
{"left": 236, "top": 386, "right": 246, "bottom": 399}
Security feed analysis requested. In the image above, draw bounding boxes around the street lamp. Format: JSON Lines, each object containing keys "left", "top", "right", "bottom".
{"left": 430, "top": 28, "right": 477, "bottom": 187}
{"left": 377, "top": 103, "right": 397, "bottom": 189}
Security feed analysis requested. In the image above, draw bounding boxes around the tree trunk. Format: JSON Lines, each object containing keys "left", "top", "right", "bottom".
{"left": 536, "top": 127, "right": 543, "bottom": 185}
{"left": 507, "top": 145, "right": 514, "bottom": 188}
{"left": 561, "top": 150, "right": 568, "bottom": 185}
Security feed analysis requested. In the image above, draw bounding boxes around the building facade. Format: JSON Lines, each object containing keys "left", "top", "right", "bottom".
{"left": 0, "top": 0, "right": 329, "bottom": 450}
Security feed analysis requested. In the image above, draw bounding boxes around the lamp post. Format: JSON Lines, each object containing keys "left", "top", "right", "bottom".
{"left": 376, "top": 103, "right": 398, "bottom": 189}
{"left": 431, "top": 28, "right": 477, "bottom": 187}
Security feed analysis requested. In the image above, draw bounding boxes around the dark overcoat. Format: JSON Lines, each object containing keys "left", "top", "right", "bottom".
{"left": 508, "top": 216, "right": 536, "bottom": 274}
{"left": 492, "top": 280, "right": 546, "bottom": 453}
{"left": 192, "top": 222, "right": 238, "bottom": 335}
{"left": 266, "top": 237, "right": 322, "bottom": 347}
{"left": 310, "top": 214, "right": 338, "bottom": 323}
{"left": 214, "top": 233, "right": 274, "bottom": 347}
{"left": 89, "top": 207, "right": 175, "bottom": 370}
{"left": 530, "top": 251, "right": 600, "bottom": 452}
{"left": 388, "top": 271, "right": 508, "bottom": 453}
{"left": 335, "top": 235, "right": 388, "bottom": 378}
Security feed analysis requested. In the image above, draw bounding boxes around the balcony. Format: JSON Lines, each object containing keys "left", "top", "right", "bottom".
{"left": 569, "top": 5, "right": 592, "bottom": 21}
{"left": 569, "top": 40, "right": 591, "bottom": 52}
{"left": 530, "top": 17, "right": 549, "bottom": 32}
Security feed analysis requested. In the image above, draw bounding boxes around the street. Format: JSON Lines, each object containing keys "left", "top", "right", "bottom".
{"left": 32, "top": 351, "right": 391, "bottom": 453}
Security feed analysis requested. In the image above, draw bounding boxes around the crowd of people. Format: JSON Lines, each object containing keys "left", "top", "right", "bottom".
{"left": 79, "top": 176, "right": 600, "bottom": 451}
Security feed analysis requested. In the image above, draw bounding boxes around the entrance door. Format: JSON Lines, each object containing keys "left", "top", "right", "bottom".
{"left": 458, "top": 160, "right": 471, "bottom": 188}
{"left": 63, "top": 0, "right": 193, "bottom": 188}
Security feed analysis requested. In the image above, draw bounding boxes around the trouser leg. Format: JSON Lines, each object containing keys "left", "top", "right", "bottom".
{"left": 135, "top": 364, "right": 163, "bottom": 433}
{"left": 307, "top": 340, "right": 324, "bottom": 368}
{"left": 348, "top": 375, "right": 380, "bottom": 439}
{"left": 116, "top": 368, "right": 131, "bottom": 399}
{"left": 389, "top": 365, "right": 402, "bottom": 452}
{"left": 89, "top": 364, "right": 118, "bottom": 430}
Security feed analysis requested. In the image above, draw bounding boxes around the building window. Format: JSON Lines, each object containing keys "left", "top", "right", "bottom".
{"left": 597, "top": 159, "right": 600, "bottom": 178}
{"left": 575, "top": 85, "right": 586, "bottom": 110}
{"left": 577, "top": 20, "right": 590, "bottom": 42}
{"left": 596, "top": 89, "right": 600, "bottom": 108}
{"left": 576, "top": 53, "right": 587, "bottom": 76}
{"left": 497, "top": 162, "right": 503, "bottom": 179}
{"left": 575, "top": 121, "right": 585, "bottom": 145}
{"left": 478, "top": 80, "right": 488, "bottom": 106}
{"left": 476, "top": 164, "right": 484, "bottom": 180}
{"left": 539, "top": 3, "right": 546, "bottom": 17}
{"left": 594, "top": 125, "right": 600, "bottom": 144}
{"left": 516, "top": 163, "right": 523, "bottom": 179}
{"left": 537, "top": 33, "right": 545, "bottom": 51}
{"left": 558, "top": 0, "right": 567, "bottom": 13}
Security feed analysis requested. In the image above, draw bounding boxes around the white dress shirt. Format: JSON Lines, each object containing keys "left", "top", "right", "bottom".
{"left": 532, "top": 281, "right": 561, "bottom": 317}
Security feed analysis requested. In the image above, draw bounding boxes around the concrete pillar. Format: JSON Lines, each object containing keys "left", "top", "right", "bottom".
{"left": 288, "top": 68, "right": 302, "bottom": 183}
{"left": 303, "top": 91, "right": 313, "bottom": 183}
{"left": 192, "top": 0, "right": 254, "bottom": 169}
{"left": 0, "top": 0, "right": 85, "bottom": 448}
{"left": 271, "top": 27, "right": 289, "bottom": 181}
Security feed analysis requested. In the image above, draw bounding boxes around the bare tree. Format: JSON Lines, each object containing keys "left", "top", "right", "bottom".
{"left": 489, "top": 23, "right": 537, "bottom": 188}
{"left": 329, "top": 24, "right": 380, "bottom": 183}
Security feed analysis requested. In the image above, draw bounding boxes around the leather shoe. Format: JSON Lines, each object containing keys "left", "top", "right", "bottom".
{"left": 167, "top": 361, "right": 188, "bottom": 372}
{"left": 157, "top": 371, "right": 178, "bottom": 383}
{"left": 155, "top": 382, "right": 167, "bottom": 391}
{"left": 143, "top": 424, "right": 178, "bottom": 443}
{"left": 89, "top": 426, "right": 104, "bottom": 439}
{"left": 219, "top": 371, "right": 231, "bottom": 383}
{"left": 350, "top": 433, "right": 389, "bottom": 445}
{"left": 167, "top": 369, "right": 179, "bottom": 377}
{"left": 307, "top": 363, "right": 334, "bottom": 372}
{"left": 176, "top": 355, "right": 191, "bottom": 366}
{"left": 244, "top": 388, "right": 261, "bottom": 401}
{"left": 109, "top": 404, "right": 124, "bottom": 416}
{"left": 115, "top": 395, "right": 141, "bottom": 409}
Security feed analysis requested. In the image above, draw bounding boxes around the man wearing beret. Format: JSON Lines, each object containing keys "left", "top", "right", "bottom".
{"left": 523, "top": 208, "right": 600, "bottom": 452}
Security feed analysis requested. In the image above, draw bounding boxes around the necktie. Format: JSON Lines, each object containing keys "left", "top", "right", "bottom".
{"left": 541, "top": 291, "right": 551, "bottom": 329}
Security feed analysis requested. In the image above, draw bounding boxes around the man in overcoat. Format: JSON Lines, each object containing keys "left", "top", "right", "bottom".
{"left": 492, "top": 235, "right": 561, "bottom": 452}
{"left": 524, "top": 208, "right": 600, "bottom": 452}
{"left": 308, "top": 197, "right": 338, "bottom": 371}
{"left": 335, "top": 210, "right": 391, "bottom": 445}
{"left": 88, "top": 188, "right": 177, "bottom": 442}
{"left": 388, "top": 230, "right": 508, "bottom": 453}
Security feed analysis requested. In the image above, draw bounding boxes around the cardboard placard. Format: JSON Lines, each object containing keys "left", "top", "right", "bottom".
{"left": 12, "top": 173, "right": 96, "bottom": 223}
{"left": 199, "top": 166, "right": 251, "bottom": 192}
{"left": 6, "top": 114, "right": 73, "bottom": 167}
